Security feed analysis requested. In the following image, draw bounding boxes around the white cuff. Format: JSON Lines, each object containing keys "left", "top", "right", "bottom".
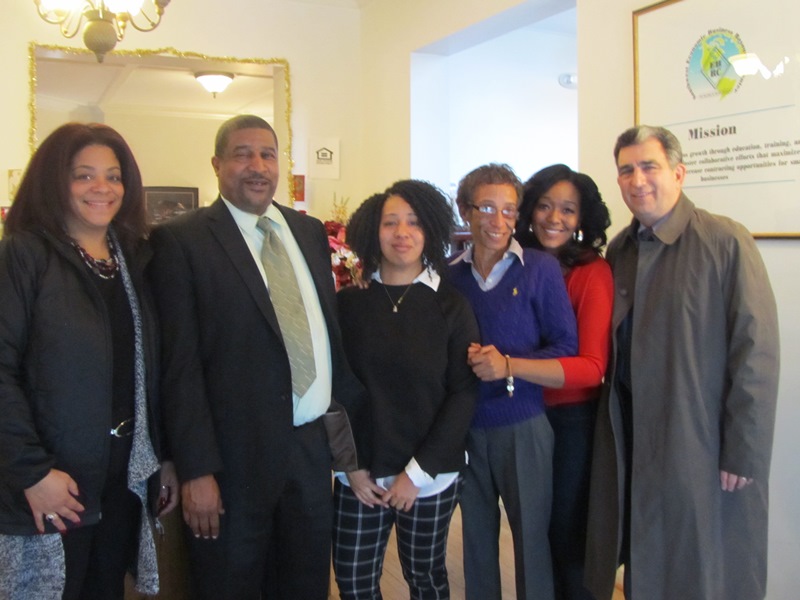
{"left": 405, "top": 457, "right": 434, "bottom": 488}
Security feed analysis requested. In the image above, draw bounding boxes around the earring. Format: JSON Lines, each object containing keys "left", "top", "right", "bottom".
{"left": 529, "top": 224, "right": 534, "bottom": 232}
{"left": 573, "top": 229, "right": 584, "bottom": 242}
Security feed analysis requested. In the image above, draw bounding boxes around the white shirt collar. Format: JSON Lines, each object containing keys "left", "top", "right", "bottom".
{"left": 371, "top": 267, "right": 441, "bottom": 292}
{"left": 221, "top": 197, "right": 286, "bottom": 231}
{"left": 449, "top": 237, "right": 525, "bottom": 266}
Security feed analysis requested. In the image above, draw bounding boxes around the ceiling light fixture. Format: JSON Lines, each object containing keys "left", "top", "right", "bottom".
{"left": 33, "top": 0, "right": 170, "bottom": 63}
{"left": 195, "top": 72, "right": 235, "bottom": 98}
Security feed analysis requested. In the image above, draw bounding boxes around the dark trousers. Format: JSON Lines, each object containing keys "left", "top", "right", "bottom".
{"left": 185, "top": 418, "right": 333, "bottom": 600}
{"left": 62, "top": 436, "right": 139, "bottom": 600}
{"left": 547, "top": 401, "right": 597, "bottom": 600}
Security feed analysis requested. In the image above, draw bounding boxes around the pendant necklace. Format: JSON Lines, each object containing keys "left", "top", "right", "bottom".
{"left": 382, "top": 283, "right": 414, "bottom": 313}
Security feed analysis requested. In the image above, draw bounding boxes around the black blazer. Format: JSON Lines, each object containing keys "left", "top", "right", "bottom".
{"left": 148, "top": 198, "right": 363, "bottom": 505}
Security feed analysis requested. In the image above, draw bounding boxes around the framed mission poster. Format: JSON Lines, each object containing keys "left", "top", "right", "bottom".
{"left": 634, "top": 0, "right": 800, "bottom": 237}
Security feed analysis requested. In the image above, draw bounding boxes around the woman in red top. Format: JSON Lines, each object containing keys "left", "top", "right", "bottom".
{"left": 515, "top": 164, "right": 612, "bottom": 600}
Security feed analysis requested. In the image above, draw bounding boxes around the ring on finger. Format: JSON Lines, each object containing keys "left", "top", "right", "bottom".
{"left": 46, "top": 514, "right": 56, "bottom": 522}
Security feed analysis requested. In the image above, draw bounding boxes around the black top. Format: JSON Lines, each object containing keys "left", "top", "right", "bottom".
{"left": 337, "top": 277, "right": 479, "bottom": 478}
{"left": 93, "top": 272, "right": 135, "bottom": 428}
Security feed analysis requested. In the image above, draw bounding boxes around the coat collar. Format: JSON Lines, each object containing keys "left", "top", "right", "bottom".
{"left": 624, "top": 192, "right": 694, "bottom": 246}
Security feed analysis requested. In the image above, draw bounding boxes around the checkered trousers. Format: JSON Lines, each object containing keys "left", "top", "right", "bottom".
{"left": 332, "top": 475, "right": 463, "bottom": 600}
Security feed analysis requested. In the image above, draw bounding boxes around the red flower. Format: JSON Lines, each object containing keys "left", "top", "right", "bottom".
{"left": 325, "top": 222, "right": 361, "bottom": 290}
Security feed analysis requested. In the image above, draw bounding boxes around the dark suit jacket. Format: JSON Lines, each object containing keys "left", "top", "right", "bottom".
{"left": 148, "top": 198, "right": 363, "bottom": 510}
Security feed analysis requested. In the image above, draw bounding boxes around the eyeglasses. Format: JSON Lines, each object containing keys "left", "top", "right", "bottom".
{"left": 470, "top": 204, "right": 518, "bottom": 219}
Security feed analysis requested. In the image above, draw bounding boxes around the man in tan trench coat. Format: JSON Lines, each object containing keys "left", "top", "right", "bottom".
{"left": 585, "top": 125, "right": 779, "bottom": 600}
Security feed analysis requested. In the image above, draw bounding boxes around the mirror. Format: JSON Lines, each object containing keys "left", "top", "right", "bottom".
{"left": 29, "top": 44, "right": 295, "bottom": 205}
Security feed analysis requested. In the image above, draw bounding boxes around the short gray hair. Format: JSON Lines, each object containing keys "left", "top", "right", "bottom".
{"left": 613, "top": 125, "right": 683, "bottom": 169}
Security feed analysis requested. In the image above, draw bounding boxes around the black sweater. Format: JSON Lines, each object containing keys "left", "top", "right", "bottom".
{"left": 337, "top": 278, "right": 479, "bottom": 478}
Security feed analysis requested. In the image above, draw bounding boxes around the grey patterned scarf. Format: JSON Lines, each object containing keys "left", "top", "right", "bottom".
{"left": 112, "top": 227, "right": 161, "bottom": 594}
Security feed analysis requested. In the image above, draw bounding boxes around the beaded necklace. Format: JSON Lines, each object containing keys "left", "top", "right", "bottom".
{"left": 71, "top": 234, "right": 119, "bottom": 279}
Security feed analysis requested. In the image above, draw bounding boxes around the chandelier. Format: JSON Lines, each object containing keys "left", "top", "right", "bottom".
{"left": 34, "top": 0, "right": 171, "bottom": 63}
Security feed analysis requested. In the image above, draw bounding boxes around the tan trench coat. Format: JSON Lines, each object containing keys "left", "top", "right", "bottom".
{"left": 585, "top": 195, "right": 779, "bottom": 600}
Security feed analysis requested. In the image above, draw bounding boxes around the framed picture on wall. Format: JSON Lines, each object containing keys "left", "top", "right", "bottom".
{"left": 633, "top": 0, "right": 800, "bottom": 237}
{"left": 144, "top": 186, "right": 199, "bottom": 225}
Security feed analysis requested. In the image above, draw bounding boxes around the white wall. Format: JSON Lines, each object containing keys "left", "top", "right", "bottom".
{"left": 360, "top": 0, "right": 570, "bottom": 197}
{"left": 577, "top": 1, "right": 800, "bottom": 597}
{"left": 445, "top": 23, "right": 577, "bottom": 188}
{"left": 410, "top": 19, "right": 578, "bottom": 197}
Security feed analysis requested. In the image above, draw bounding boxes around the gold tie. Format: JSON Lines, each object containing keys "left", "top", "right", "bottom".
{"left": 256, "top": 216, "right": 317, "bottom": 396}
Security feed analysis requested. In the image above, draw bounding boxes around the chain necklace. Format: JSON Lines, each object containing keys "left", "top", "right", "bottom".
{"left": 71, "top": 234, "right": 119, "bottom": 279}
{"left": 382, "top": 282, "right": 414, "bottom": 313}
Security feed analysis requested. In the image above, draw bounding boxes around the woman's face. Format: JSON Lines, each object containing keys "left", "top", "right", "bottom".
{"left": 466, "top": 183, "right": 518, "bottom": 255}
{"left": 532, "top": 180, "right": 581, "bottom": 253}
{"left": 66, "top": 144, "right": 124, "bottom": 242}
{"left": 379, "top": 194, "right": 425, "bottom": 276}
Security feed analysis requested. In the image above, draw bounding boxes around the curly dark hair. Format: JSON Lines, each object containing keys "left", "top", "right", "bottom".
{"left": 515, "top": 164, "right": 611, "bottom": 268}
{"left": 454, "top": 163, "right": 523, "bottom": 220}
{"left": 346, "top": 180, "right": 455, "bottom": 279}
{"left": 5, "top": 122, "right": 147, "bottom": 248}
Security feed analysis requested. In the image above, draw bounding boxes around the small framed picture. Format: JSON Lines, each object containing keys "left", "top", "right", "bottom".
{"left": 144, "top": 186, "right": 199, "bottom": 225}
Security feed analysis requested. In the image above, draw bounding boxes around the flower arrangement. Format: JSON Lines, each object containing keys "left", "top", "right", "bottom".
{"left": 325, "top": 194, "right": 361, "bottom": 290}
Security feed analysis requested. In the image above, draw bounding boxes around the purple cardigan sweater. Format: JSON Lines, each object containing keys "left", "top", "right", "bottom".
{"left": 449, "top": 248, "right": 577, "bottom": 429}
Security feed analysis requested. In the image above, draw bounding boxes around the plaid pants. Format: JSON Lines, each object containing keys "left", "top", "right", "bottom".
{"left": 332, "top": 475, "right": 462, "bottom": 600}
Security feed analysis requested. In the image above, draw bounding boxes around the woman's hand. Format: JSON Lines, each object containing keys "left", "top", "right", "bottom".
{"left": 380, "top": 471, "right": 420, "bottom": 512}
{"left": 157, "top": 460, "right": 179, "bottom": 516}
{"left": 467, "top": 343, "right": 507, "bottom": 381}
{"left": 24, "top": 469, "right": 85, "bottom": 533}
{"left": 346, "top": 469, "right": 388, "bottom": 508}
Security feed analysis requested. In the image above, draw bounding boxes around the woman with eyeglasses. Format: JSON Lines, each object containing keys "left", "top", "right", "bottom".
{"left": 449, "top": 163, "right": 577, "bottom": 600}
{"left": 515, "top": 164, "right": 612, "bottom": 600}
{"left": 0, "top": 123, "right": 178, "bottom": 599}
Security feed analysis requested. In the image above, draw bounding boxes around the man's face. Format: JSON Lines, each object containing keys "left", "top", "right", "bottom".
{"left": 212, "top": 127, "right": 279, "bottom": 215}
{"left": 616, "top": 137, "right": 685, "bottom": 226}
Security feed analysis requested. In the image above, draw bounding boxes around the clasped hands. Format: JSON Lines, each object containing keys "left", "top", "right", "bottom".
{"left": 467, "top": 343, "right": 506, "bottom": 381}
{"left": 346, "top": 469, "right": 420, "bottom": 511}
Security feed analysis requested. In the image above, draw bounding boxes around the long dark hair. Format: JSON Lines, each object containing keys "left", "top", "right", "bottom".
{"left": 346, "top": 180, "right": 455, "bottom": 279}
{"left": 5, "top": 122, "right": 147, "bottom": 248}
{"left": 515, "top": 164, "right": 610, "bottom": 268}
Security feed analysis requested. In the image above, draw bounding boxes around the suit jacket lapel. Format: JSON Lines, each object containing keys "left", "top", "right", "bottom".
{"left": 205, "top": 198, "right": 283, "bottom": 338}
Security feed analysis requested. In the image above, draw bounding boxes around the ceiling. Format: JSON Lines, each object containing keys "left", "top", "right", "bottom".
{"left": 33, "top": 3, "right": 574, "bottom": 123}
{"left": 34, "top": 48, "right": 275, "bottom": 121}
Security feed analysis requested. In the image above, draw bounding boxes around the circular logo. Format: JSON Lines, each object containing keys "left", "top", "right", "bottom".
{"left": 686, "top": 29, "right": 746, "bottom": 99}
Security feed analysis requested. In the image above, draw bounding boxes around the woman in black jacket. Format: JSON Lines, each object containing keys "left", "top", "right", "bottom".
{"left": 0, "top": 123, "right": 177, "bottom": 599}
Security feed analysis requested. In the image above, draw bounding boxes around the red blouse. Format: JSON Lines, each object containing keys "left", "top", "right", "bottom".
{"left": 545, "top": 257, "right": 613, "bottom": 407}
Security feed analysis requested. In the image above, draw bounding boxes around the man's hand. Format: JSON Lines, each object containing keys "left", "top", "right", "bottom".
{"left": 182, "top": 474, "right": 225, "bottom": 539}
{"left": 24, "top": 469, "right": 84, "bottom": 533}
{"left": 720, "top": 470, "right": 753, "bottom": 492}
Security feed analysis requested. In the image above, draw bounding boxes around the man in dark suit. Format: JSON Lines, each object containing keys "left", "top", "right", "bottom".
{"left": 149, "top": 115, "right": 363, "bottom": 599}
